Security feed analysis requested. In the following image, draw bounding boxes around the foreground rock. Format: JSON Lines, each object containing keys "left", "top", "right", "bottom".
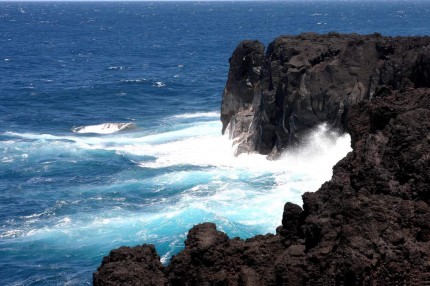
{"left": 94, "top": 87, "right": 430, "bottom": 285}
{"left": 221, "top": 33, "right": 430, "bottom": 155}
{"left": 93, "top": 245, "right": 167, "bottom": 286}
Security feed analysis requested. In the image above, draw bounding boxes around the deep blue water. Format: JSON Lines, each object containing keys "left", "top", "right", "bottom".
{"left": 1, "top": 1, "right": 429, "bottom": 285}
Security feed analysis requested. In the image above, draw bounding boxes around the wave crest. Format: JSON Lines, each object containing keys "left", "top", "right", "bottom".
{"left": 171, "top": 112, "right": 220, "bottom": 119}
{"left": 71, "top": 122, "right": 136, "bottom": 134}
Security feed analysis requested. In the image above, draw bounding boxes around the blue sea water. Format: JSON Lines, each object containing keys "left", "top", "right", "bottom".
{"left": 1, "top": 1, "right": 430, "bottom": 285}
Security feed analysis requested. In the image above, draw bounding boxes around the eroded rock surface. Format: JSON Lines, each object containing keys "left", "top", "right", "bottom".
{"left": 221, "top": 33, "right": 430, "bottom": 155}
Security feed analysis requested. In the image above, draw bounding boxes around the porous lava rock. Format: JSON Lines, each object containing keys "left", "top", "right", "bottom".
{"left": 221, "top": 33, "right": 430, "bottom": 155}
{"left": 93, "top": 244, "right": 167, "bottom": 286}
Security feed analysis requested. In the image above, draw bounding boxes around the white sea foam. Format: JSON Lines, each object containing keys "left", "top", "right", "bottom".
{"left": 171, "top": 111, "right": 220, "bottom": 119}
{"left": 108, "top": 66, "right": 123, "bottom": 70}
{"left": 2, "top": 156, "right": 14, "bottom": 163}
{"left": 2, "top": 121, "right": 351, "bottom": 244}
{"left": 71, "top": 122, "right": 136, "bottom": 134}
{"left": 121, "top": 78, "right": 146, "bottom": 83}
{"left": 92, "top": 121, "right": 351, "bottom": 233}
{"left": 153, "top": 81, "right": 165, "bottom": 88}
{"left": 131, "top": 123, "right": 351, "bottom": 231}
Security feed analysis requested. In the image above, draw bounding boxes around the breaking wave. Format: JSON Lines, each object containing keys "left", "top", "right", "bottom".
{"left": 71, "top": 122, "right": 136, "bottom": 134}
{"left": 171, "top": 112, "right": 220, "bottom": 119}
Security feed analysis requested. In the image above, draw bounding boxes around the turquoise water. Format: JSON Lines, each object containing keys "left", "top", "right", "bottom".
{"left": 1, "top": 1, "right": 429, "bottom": 285}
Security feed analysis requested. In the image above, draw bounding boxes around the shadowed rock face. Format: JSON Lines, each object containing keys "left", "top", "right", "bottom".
{"left": 221, "top": 33, "right": 430, "bottom": 155}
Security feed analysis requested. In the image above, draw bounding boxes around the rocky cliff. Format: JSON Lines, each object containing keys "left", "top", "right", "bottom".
{"left": 221, "top": 33, "right": 430, "bottom": 155}
{"left": 94, "top": 34, "right": 430, "bottom": 285}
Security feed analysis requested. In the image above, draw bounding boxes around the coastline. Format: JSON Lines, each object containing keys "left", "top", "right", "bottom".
{"left": 94, "top": 33, "right": 430, "bottom": 284}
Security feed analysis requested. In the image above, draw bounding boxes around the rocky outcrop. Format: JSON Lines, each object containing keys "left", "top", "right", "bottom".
{"left": 93, "top": 245, "right": 167, "bottom": 286}
{"left": 95, "top": 87, "right": 430, "bottom": 285}
{"left": 94, "top": 34, "right": 430, "bottom": 285}
{"left": 221, "top": 33, "right": 430, "bottom": 155}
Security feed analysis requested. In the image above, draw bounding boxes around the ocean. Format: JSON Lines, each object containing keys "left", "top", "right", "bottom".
{"left": 1, "top": 1, "right": 429, "bottom": 285}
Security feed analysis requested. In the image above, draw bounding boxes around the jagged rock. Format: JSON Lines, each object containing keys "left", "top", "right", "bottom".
{"left": 166, "top": 222, "right": 283, "bottom": 285}
{"left": 93, "top": 244, "right": 167, "bottom": 286}
{"left": 221, "top": 33, "right": 430, "bottom": 155}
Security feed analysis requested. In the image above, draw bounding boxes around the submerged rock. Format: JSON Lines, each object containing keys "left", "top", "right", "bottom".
{"left": 221, "top": 33, "right": 430, "bottom": 155}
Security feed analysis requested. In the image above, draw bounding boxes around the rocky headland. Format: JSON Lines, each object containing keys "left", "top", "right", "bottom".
{"left": 222, "top": 33, "right": 430, "bottom": 156}
{"left": 94, "top": 34, "right": 430, "bottom": 285}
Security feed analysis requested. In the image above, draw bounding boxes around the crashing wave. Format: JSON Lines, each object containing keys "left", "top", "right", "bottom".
{"left": 71, "top": 122, "right": 136, "bottom": 134}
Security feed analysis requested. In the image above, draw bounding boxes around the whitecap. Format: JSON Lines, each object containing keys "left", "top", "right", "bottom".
{"left": 2, "top": 156, "right": 14, "bottom": 163}
{"left": 2, "top": 140, "right": 15, "bottom": 145}
{"left": 108, "top": 66, "right": 123, "bottom": 70}
{"left": 171, "top": 111, "right": 220, "bottom": 119}
{"left": 153, "top": 81, "right": 165, "bottom": 88}
{"left": 121, "top": 78, "right": 146, "bottom": 84}
{"left": 71, "top": 122, "right": 136, "bottom": 134}
{"left": 0, "top": 229, "right": 22, "bottom": 238}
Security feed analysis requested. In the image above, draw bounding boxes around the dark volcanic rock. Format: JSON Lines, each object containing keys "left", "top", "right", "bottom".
{"left": 93, "top": 244, "right": 167, "bottom": 286}
{"left": 166, "top": 222, "right": 284, "bottom": 285}
{"left": 221, "top": 33, "right": 430, "bottom": 155}
{"left": 290, "top": 88, "right": 430, "bottom": 284}
{"left": 95, "top": 87, "right": 430, "bottom": 285}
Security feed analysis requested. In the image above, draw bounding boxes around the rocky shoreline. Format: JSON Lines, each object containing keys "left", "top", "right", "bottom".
{"left": 94, "top": 34, "right": 430, "bottom": 285}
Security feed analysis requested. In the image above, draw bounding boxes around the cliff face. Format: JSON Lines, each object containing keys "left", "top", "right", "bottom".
{"left": 94, "top": 34, "right": 430, "bottom": 285}
{"left": 221, "top": 33, "right": 430, "bottom": 155}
